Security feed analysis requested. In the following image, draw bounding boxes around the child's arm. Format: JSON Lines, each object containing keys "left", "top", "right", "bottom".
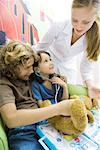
{"left": 59, "top": 75, "right": 69, "bottom": 100}
{"left": 61, "top": 84, "right": 69, "bottom": 100}
{"left": 51, "top": 76, "right": 69, "bottom": 100}
{"left": 0, "top": 100, "right": 72, "bottom": 128}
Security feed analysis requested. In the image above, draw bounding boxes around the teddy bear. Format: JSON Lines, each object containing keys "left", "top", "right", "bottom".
{"left": 41, "top": 96, "right": 95, "bottom": 136}
{"left": 70, "top": 95, "right": 99, "bottom": 110}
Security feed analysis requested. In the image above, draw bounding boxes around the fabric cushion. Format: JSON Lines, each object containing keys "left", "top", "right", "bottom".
{"left": 68, "top": 84, "right": 88, "bottom": 96}
{"left": 0, "top": 117, "right": 9, "bottom": 150}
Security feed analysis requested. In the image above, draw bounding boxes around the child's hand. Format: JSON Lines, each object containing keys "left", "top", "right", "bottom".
{"left": 58, "top": 100, "right": 73, "bottom": 116}
{"left": 60, "top": 75, "right": 67, "bottom": 83}
{"left": 51, "top": 76, "right": 67, "bottom": 87}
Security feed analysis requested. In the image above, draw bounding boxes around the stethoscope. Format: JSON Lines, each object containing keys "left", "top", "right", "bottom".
{"left": 54, "top": 84, "right": 60, "bottom": 104}
{"left": 35, "top": 71, "right": 60, "bottom": 104}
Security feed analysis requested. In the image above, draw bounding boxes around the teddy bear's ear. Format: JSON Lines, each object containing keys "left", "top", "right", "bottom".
{"left": 79, "top": 96, "right": 92, "bottom": 110}
{"left": 87, "top": 110, "right": 94, "bottom": 123}
{"left": 70, "top": 95, "right": 93, "bottom": 110}
{"left": 92, "top": 98, "right": 100, "bottom": 109}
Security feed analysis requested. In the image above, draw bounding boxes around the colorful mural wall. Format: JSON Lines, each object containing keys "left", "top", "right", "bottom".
{"left": 0, "top": 0, "right": 39, "bottom": 45}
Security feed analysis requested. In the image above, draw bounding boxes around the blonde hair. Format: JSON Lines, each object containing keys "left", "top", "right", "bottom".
{"left": 72, "top": 0, "right": 100, "bottom": 61}
{"left": 0, "top": 40, "right": 38, "bottom": 78}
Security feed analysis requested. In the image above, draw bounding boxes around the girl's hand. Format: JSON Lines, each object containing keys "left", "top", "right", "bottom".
{"left": 59, "top": 75, "right": 67, "bottom": 83}
{"left": 51, "top": 76, "right": 67, "bottom": 87}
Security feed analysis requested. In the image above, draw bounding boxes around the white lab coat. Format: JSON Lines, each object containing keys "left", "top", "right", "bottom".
{"left": 36, "top": 21, "right": 95, "bottom": 84}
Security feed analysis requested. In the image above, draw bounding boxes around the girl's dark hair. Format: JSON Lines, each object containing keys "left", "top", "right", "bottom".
{"left": 33, "top": 50, "right": 51, "bottom": 68}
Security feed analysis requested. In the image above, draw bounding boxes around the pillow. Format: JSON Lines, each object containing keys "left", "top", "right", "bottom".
{"left": 0, "top": 117, "right": 9, "bottom": 150}
{"left": 68, "top": 84, "right": 88, "bottom": 96}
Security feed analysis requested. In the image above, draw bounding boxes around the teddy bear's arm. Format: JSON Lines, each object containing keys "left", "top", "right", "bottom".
{"left": 38, "top": 100, "right": 52, "bottom": 108}
{"left": 38, "top": 100, "right": 44, "bottom": 108}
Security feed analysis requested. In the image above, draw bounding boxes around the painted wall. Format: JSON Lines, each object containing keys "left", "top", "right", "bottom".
{"left": 0, "top": 0, "right": 39, "bottom": 44}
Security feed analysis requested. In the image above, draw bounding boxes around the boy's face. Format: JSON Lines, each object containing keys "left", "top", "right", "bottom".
{"left": 15, "top": 57, "right": 34, "bottom": 80}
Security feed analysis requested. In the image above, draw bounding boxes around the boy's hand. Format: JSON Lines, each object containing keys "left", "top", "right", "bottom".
{"left": 58, "top": 100, "right": 73, "bottom": 116}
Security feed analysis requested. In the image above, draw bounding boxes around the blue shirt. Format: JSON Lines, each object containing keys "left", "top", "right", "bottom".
{"left": 32, "top": 79, "right": 63, "bottom": 104}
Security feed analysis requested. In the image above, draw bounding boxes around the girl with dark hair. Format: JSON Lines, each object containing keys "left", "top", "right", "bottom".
{"left": 32, "top": 50, "right": 68, "bottom": 108}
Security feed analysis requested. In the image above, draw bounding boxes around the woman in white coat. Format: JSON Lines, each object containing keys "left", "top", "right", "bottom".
{"left": 36, "top": 0, "right": 100, "bottom": 99}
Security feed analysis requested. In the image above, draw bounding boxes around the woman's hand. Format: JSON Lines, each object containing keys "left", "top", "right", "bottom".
{"left": 88, "top": 86, "right": 100, "bottom": 108}
{"left": 86, "top": 80, "right": 100, "bottom": 98}
{"left": 88, "top": 86, "right": 100, "bottom": 99}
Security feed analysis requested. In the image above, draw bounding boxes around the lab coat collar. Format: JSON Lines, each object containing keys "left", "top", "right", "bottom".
{"left": 62, "top": 20, "right": 72, "bottom": 36}
{"left": 62, "top": 20, "right": 86, "bottom": 47}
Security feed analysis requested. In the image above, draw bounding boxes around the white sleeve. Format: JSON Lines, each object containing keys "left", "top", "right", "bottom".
{"left": 36, "top": 22, "right": 66, "bottom": 51}
{"left": 80, "top": 52, "right": 95, "bottom": 82}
